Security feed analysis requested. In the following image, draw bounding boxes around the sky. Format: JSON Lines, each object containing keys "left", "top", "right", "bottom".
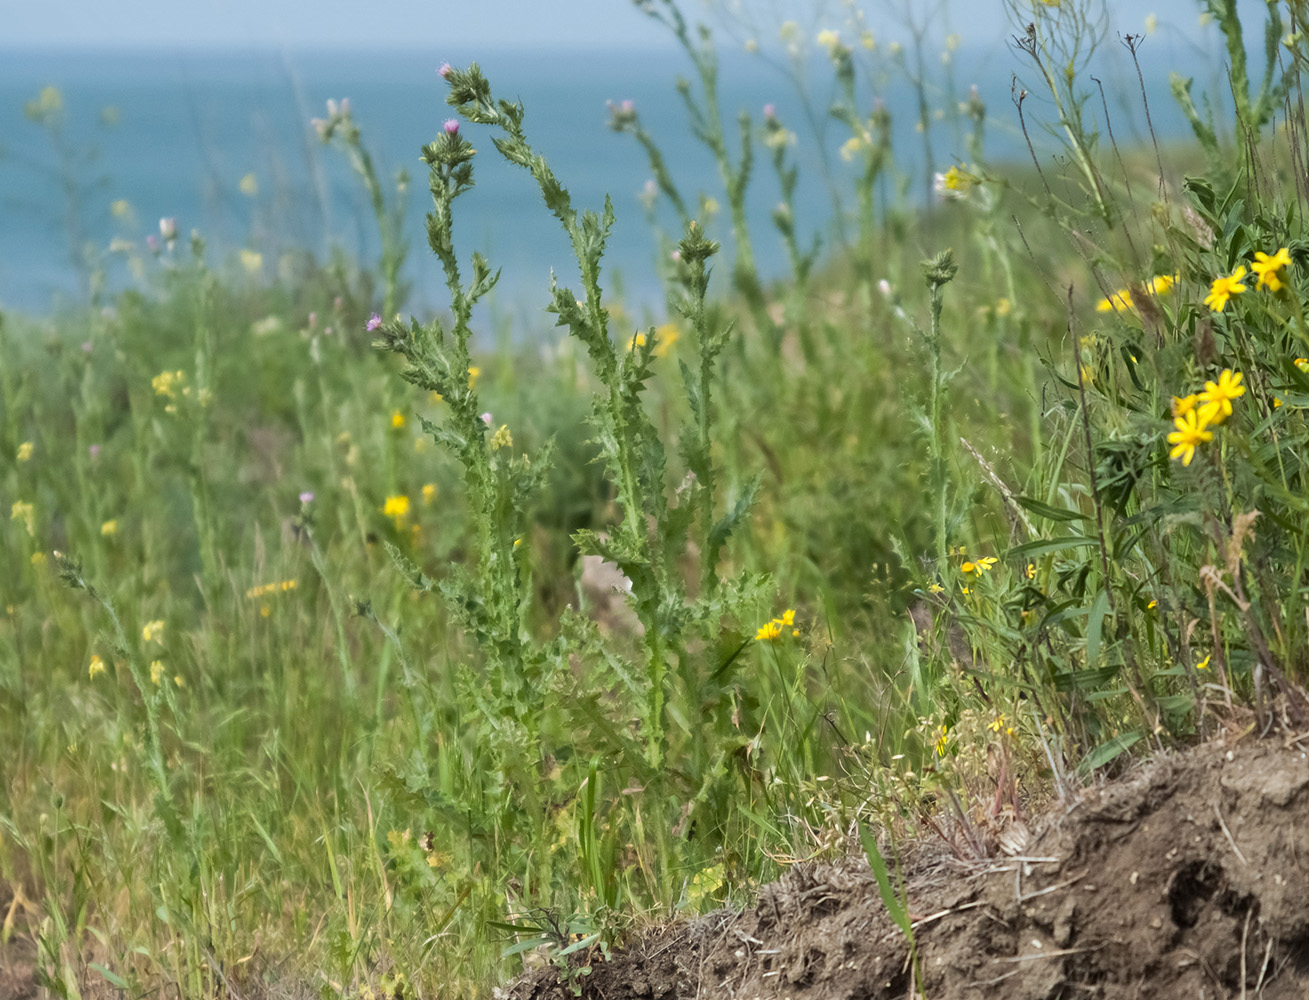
{"left": 3, "top": 0, "right": 1270, "bottom": 51}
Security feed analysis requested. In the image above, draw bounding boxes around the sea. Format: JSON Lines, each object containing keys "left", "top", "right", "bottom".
{"left": 0, "top": 36, "right": 1238, "bottom": 321}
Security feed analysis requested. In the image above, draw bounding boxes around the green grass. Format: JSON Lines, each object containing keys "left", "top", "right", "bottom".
{"left": 6, "top": 0, "right": 1309, "bottom": 997}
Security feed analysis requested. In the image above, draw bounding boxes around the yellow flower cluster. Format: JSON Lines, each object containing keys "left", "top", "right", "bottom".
{"left": 1204, "top": 247, "right": 1292, "bottom": 311}
{"left": 246, "top": 579, "right": 297, "bottom": 599}
{"left": 1167, "top": 369, "right": 1245, "bottom": 465}
{"left": 11, "top": 500, "right": 35, "bottom": 537}
{"left": 1094, "top": 273, "right": 1177, "bottom": 313}
{"left": 142, "top": 619, "right": 165, "bottom": 643}
{"left": 16, "top": 441, "right": 33, "bottom": 462}
{"left": 152, "top": 369, "right": 186, "bottom": 398}
{"left": 755, "top": 608, "right": 798, "bottom": 641}
{"left": 383, "top": 494, "right": 411, "bottom": 520}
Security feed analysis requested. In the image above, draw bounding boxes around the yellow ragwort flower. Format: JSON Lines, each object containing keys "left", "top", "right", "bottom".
{"left": 1250, "top": 247, "right": 1292, "bottom": 292}
{"left": 1197, "top": 369, "right": 1245, "bottom": 425}
{"left": 490, "top": 424, "right": 513, "bottom": 450}
{"left": 1203, "top": 266, "right": 1247, "bottom": 312}
{"left": 1171, "top": 394, "right": 1199, "bottom": 418}
{"left": 88, "top": 655, "right": 106, "bottom": 680}
{"left": 142, "top": 619, "right": 165, "bottom": 643}
{"left": 755, "top": 619, "right": 783, "bottom": 642}
{"left": 150, "top": 660, "right": 165, "bottom": 686}
{"left": 391, "top": 410, "right": 406, "bottom": 429}
{"left": 1095, "top": 288, "right": 1134, "bottom": 313}
{"left": 383, "top": 495, "right": 411, "bottom": 520}
{"left": 1167, "top": 410, "right": 1213, "bottom": 466}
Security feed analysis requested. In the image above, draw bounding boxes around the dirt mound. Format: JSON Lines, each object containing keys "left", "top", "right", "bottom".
{"left": 500, "top": 737, "right": 1309, "bottom": 999}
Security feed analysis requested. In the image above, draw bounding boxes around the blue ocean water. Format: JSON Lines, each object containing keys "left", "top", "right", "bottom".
{"left": 0, "top": 38, "right": 1229, "bottom": 319}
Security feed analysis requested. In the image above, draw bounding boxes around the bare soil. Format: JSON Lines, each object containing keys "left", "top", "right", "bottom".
{"left": 500, "top": 736, "right": 1309, "bottom": 1000}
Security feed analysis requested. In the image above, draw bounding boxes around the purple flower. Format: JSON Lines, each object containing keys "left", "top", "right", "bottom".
{"left": 480, "top": 412, "right": 493, "bottom": 427}
{"left": 299, "top": 491, "right": 315, "bottom": 504}
{"left": 621, "top": 99, "right": 634, "bottom": 114}
{"left": 444, "top": 118, "right": 460, "bottom": 136}
{"left": 146, "top": 234, "right": 160, "bottom": 253}
{"left": 763, "top": 103, "right": 777, "bottom": 120}
{"left": 366, "top": 313, "right": 382, "bottom": 332}
{"left": 81, "top": 341, "right": 93, "bottom": 353}
{"left": 438, "top": 62, "right": 452, "bottom": 77}
{"left": 89, "top": 444, "right": 102, "bottom": 460}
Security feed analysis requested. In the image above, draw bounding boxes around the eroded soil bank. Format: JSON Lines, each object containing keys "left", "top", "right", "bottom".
{"left": 502, "top": 737, "right": 1309, "bottom": 999}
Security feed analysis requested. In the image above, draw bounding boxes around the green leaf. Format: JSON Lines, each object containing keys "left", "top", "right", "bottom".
{"left": 1077, "top": 730, "right": 1144, "bottom": 775}
{"left": 1008, "top": 536, "right": 1098, "bottom": 559}
{"left": 1015, "top": 496, "right": 1089, "bottom": 522}
{"left": 89, "top": 964, "right": 129, "bottom": 990}
{"left": 1085, "top": 588, "right": 1111, "bottom": 667}
{"left": 858, "top": 824, "right": 911, "bottom": 939}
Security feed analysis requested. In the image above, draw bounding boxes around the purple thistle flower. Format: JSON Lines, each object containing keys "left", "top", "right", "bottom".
{"left": 299, "top": 491, "right": 315, "bottom": 504}
{"left": 366, "top": 313, "right": 382, "bottom": 332}
{"left": 480, "top": 412, "right": 493, "bottom": 427}
{"left": 438, "top": 62, "right": 452, "bottom": 78}
{"left": 444, "top": 118, "right": 460, "bottom": 136}
{"left": 763, "top": 103, "right": 777, "bottom": 120}
{"left": 621, "top": 99, "right": 634, "bottom": 114}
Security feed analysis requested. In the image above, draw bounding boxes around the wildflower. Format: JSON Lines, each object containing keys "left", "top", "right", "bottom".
{"left": 152, "top": 370, "right": 185, "bottom": 398}
{"left": 383, "top": 495, "right": 410, "bottom": 520}
{"left": 366, "top": 313, "right": 382, "bottom": 332}
{"left": 755, "top": 619, "right": 783, "bottom": 642}
{"left": 934, "top": 165, "right": 978, "bottom": 199}
{"left": 100, "top": 519, "right": 117, "bottom": 537}
{"left": 159, "top": 217, "right": 177, "bottom": 243}
{"left": 1197, "top": 369, "right": 1244, "bottom": 424}
{"left": 928, "top": 583, "right": 945, "bottom": 594}
{"left": 1148, "top": 273, "right": 1179, "bottom": 295}
{"left": 1296, "top": 358, "right": 1309, "bottom": 374}
{"left": 840, "top": 135, "right": 866, "bottom": 162}
{"left": 89, "top": 444, "right": 102, "bottom": 460}
{"left": 1167, "top": 410, "right": 1213, "bottom": 466}
{"left": 391, "top": 409, "right": 406, "bottom": 429}
{"left": 988, "top": 714, "right": 1006, "bottom": 733}
{"left": 246, "top": 580, "right": 297, "bottom": 599}
{"left": 14, "top": 440, "right": 34, "bottom": 463}
{"left": 1171, "top": 394, "right": 1199, "bottom": 418}
{"left": 150, "top": 660, "right": 164, "bottom": 686}
{"left": 443, "top": 118, "right": 460, "bottom": 136}
{"left": 1147, "top": 599, "right": 1157, "bottom": 610}
{"left": 934, "top": 725, "right": 949, "bottom": 757}
{"left": 438, "top": 62, "right": 452, "bottom": 77}
{"left": 961, "top": 557, "right": 997, "bottom": 574}
{"left": 88, "top": 655, "right": 106, "bottom": 680}
{"left": 780, "top": 608, "right": 796, "bottom": 627}
{"left": 1251, "top": 247, "right": 1292, "bottom": 291}
{"left": 816, "top": 28, "right": 841, "bottom": 52}
{"left": 995, "top": 298, "right": 1012, "bottom": 316}
{"left": 142, "top": 620, "right": 165, "bottom": 643}
{"left": 468, "top": 366, "right": 481, "bottom": 388}
{"left": 240, "top": 249, "right": 263, "bottom": 274}
{"left": 653, "top": 323, "right": 680, "bottom": 357}
{"left": 490, "top": 424, "right": 512, "bottom": 450}
{"left": 1203, "top": 265, "right": 1247, "bottom": 312}
{"left": 300, "top": 491, "right": 314, "bottom": 504}
{"left": 763, "top": 103, "right": 776, "bottom": 120}
{"left": 29, "top": 552, "right": 45, "bottom": 566}
{"left": 422, "top": 483, "right": 437, "bottom": 504}
{"left": 1195, "top": 653, "right": 1211, "bottom": 670}
{"left": 1025, "top": 563, "right": 1036, "bottom": 579}
{"left": 1095, "top": 288, "right": 1134, "bottom": 313}
{"left": 11, "top": 500, "right": 35, "bottom": 536}
{"left": 861, "top": 30, "right": 876, "bottom": 49}
{"left": 480, "top": 412, "right": 493, "bottom": 427}
{"left": 628, "top": 331, "right": 647, "bottom": 351}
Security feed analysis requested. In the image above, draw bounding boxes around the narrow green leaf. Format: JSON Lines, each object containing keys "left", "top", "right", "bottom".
{"left": 1077, "top": 730, "right": 1144, "bottom": 775}
{"left": 1085, "top": 588, "right": 1110, "bottom": 667}
{"left": 1015, "top": 496, "right": 1090, "bottom": 522}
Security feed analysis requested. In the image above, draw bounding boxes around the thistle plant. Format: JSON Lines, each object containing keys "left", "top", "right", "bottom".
{"left": 314, "top": 98, "right": 411, "bottom": 321}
